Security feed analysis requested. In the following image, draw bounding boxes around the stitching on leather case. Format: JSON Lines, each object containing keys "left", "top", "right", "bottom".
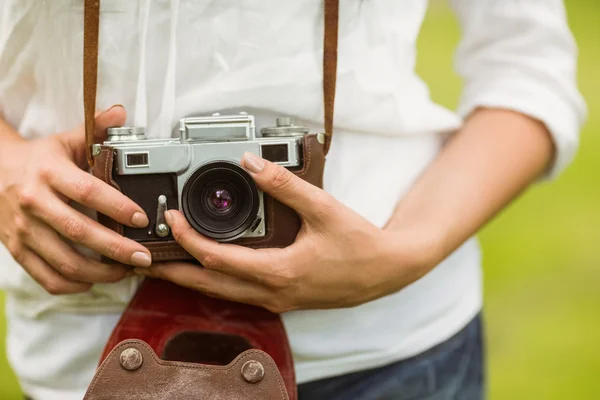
{"left": 99, "top": 147, "right": 124, "bottom": 236}
{"left": 103, "top": 148, "right": 111, "bottom": 184}
{"left": 295, "top": 135, "right": 313, "bottom": 178}
{"left": 262, "top": 195, "right": 277, "bottom": 242}
{"left": 143, "top": 243, "right": 182, "bottom": 248}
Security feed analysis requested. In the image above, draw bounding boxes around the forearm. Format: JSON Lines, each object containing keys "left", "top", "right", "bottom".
{"left": 385, "top": 107, "right": 554, "bottom": 265}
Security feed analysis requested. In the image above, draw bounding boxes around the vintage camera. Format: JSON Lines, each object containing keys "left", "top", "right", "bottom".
{"left": 92, "top": 113, "right": 314, "bottom": 244}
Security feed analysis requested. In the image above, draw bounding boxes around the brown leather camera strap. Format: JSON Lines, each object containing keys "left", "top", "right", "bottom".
{"left": 322, "top": 0, "right": 339, "bottom": 155}
{"left": 83, "top": 0, "right": 100, "bottom": 167}
{"left": 83, "top": 0, "right": 339, "bottom": 166}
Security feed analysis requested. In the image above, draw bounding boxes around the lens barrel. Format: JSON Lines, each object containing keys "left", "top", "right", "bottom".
{"left": 182, "top": 161, "right": 259, "bottom": 241}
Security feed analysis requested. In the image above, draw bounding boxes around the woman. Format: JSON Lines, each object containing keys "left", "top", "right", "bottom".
{"left": 0, "top": 1, "right": 585, "bottom": 399}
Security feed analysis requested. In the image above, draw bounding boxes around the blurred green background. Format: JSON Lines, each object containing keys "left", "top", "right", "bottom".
{"left": 1, "top": 1, "right": 598, "bottom": 398}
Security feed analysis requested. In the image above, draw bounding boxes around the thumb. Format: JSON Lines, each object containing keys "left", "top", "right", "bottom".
{"left": 60, "top": 105, "right": 127, "bottom": 168}
{"left": 240, "top": 152, "right": 332, "bottom": 223}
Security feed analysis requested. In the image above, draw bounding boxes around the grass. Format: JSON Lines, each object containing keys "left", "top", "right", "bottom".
{"left": 1, "top": 1, "right": 599, "bottom": 398}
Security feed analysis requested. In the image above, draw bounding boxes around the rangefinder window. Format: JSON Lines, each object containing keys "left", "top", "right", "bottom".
{"left": 126, "top": 152, "right": 149, "bottom": 167}
{"left": 261, "top": 144, "right": 289, "bottom": 163}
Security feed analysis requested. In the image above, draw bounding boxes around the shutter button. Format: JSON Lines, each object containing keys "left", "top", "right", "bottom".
{"left": 120, "top": 348, "right": 143, "bottom": 371}
{"left": 241, "top": 360, "right": 265, "bottom": 383}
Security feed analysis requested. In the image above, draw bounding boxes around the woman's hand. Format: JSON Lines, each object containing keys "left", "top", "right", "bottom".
{"left": 0, "top": 106, "right": 152, "bottom": 295}
{"left": 135, "top": 153, "right": 442, "bottom": 313}
{"left": 135, "top": 108, "right": 555, "bottom": 313}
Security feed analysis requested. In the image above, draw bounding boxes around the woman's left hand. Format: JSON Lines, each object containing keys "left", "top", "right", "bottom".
{"left": 134, "top": 153, "right": 440, "bottom": 313}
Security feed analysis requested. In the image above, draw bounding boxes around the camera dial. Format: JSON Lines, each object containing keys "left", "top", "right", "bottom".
{"left": 107, "top": 126, "right": 147, "bottom": 142}
{"left": 261, "top": 117, "right": 308, "bottom": 137}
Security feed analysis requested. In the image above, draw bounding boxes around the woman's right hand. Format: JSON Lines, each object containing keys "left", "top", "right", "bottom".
{"left": 0, "top": 106, "right": 152, "bottom": 295}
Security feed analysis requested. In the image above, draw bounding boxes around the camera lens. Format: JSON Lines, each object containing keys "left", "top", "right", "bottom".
{"left": 209, "top": 188, "right": 232, "bottom": 212}
{"left": 182, "top": 161, "right": 259, "bottom": 241}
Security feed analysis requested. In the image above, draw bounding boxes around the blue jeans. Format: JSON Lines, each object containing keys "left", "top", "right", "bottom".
{"left": 298, "top": 314, "right": 485, "bottom": 400}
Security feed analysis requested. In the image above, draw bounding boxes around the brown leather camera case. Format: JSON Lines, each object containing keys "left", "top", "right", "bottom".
{"left": 91, "top": 133, "right": 325, "bottom": 261}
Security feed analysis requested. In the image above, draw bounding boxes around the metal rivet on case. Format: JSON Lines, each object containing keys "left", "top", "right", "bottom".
{"left": 119, "top": 348, "right": 143, "bottom": 371}
{"left": 92, "top": 144, "right": 102, "bottom": 156}
{"left": 241, "top": 360, "right": 265, "bottom": 383}
{"left": 317, "top": 133, "right": 326, "bottom": 144}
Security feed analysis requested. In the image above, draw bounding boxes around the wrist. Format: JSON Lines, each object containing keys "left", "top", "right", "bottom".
{"left": 378, "top": 222, "right": 448, "bottom": 290}
{"left": 0, "top": 123, "right": 26, "bottom": 155}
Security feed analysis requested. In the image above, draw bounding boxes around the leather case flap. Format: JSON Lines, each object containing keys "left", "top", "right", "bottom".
{"left": 84, "top": 339, "right": 289, "bottom": 400}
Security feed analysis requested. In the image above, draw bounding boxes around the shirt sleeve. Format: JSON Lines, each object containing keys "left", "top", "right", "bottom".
{"left": 450, "top": 0, "right": 587, "bottom": 179}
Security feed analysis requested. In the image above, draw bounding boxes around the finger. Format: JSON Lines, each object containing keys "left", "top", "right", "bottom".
{"left": 61, "top": 105, "right": 127, "bottom": 168}
{"left": 17, "top": 247, "right": 92, "bottom": 295}
{"left": 165, "top": 209, "right": 284, "bottom": 282}
{"left": 135, "top": 263, "right": 288, "bottom": 312}
{"left": 27, "top": 191, "right": 152, "bottom": 268}
{"left": 47, "top": 160, "right": 149, "bottom": 228}
{"left": 24, "top": 218, "right": 130, "bottom": 283}
{"left": 240, "top": 152, "right": 334, "bottom": 223}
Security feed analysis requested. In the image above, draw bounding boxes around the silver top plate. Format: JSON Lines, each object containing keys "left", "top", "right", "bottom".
{"left": 179, "top": 114, "right": 256, "bottom": 142}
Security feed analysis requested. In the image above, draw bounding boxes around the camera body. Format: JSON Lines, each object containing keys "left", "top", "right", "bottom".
{"left": 92, "top": 113, "right": 320, "bottom": 250}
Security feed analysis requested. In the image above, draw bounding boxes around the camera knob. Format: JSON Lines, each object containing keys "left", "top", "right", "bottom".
{"left": 276, "top": 117, "right": 294, "bottom": 127}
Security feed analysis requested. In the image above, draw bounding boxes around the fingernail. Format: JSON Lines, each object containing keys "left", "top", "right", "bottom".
{"left": 106, "top": 104, "right": 124, "bottom": 112}
{"left": 164, "top": 210, "right": 173, "bottom": 224}
{"left": 133, "top": 268, "right": 150, "bottom": 276}
{"left": 131, "top": 212, "right": 149, "bottom": 228}
{"left": 131, "top": 252, "right": 152, "bottom": 268}
{"left": 243, "top": 152, "right": 265, "bottom": 173}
